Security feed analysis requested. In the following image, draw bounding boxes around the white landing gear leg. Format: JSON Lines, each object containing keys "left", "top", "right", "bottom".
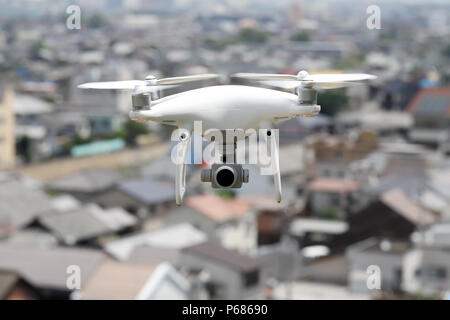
{"left": 260, "top": 125, "right": 282, "bottom": 203}
{"left": 174, "top": 128, "right": 191, "bottom": 205}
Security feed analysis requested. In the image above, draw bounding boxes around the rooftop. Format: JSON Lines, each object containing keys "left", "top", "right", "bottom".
{"left": 38, "top": 204, "right": 137, "bottom": 245}
{"left": 80, "top": 260, "right": 156, "bottom": 300}
{"left": 104, "top": 223, "right": 207, "bottom": 260}
{"left": 0, "top": 179, "right": 54, "bottom": 237}
{"left": 0, "top": 245, "right": 105, "bottom": 290}
{"left": 117, "top": 178, "right": 174, "bottom": 205}
{"left": 408, "top": 87, "right": 450, "bottom": 117}
{"left": 186, "top": 195, "right": 251, "bottom": 223}
{"left": 290, "top": 218, "right": 349, "bottom": 236}
{"left": 380, "top": 188, "right": 436, "bottom": 226}
{"left": 127, "top": 245, "right": 180, "bottom": 265}
{"left": 13, "top": 94, "right": 53, "bottom": 115}
{"left": 0, "top": 270, "right": 24, "bottom": 299}
{"left": 309, "top": 178, "right": 361, "bottom": 193}
{"left": 47, "top": 167, "right": 123, "bottom": 193}
{"left": 182, "top": 240, "right": 261, "bottom": 272}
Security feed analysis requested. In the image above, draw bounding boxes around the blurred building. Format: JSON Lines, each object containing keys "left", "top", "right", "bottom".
{"left": 0, "top": 270, "right": 40, "bottom": 300}
{"left": 180, "top": 240, "right": 264, "bottom": 300}
{"left": 304, "top": 132, "right": 378, "bottom": 179}
{"left": 408, "top": 87, "right": 450, "bottom": 146}
{"left": 0, "top": 87, "right": 15, "bottom": 169}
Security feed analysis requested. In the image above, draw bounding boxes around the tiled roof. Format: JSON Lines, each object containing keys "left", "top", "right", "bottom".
{"left": 0, "top": 245, "right": 104, "bottom": 290}
{"left": 117, "top": 178, "right": 174, "bottom": 205}
{"left": 309, "top": 178, "right": 361, "bottom": 193}
{"left": 186, "top": 195, "right": 251, "bottom": 223}
{"left": 38, "top": 204, "right": 137, "bottom": 245}
{"left": 183, "top": 241, "right": 261, "bottom": 272}
{"left": 0, "top": 179, "right": 54, "bottom": 237}
{"left": 407, "top": 87, "right": 450, "bottom": 117}
{"left": 81, "top": 261, "right": 156, "bottom": 300}
{"left": 380, "top": 188, "right": 436, "bottom": 226}
{"left": 47, "top": 168, "right": 122, "bottom": 193}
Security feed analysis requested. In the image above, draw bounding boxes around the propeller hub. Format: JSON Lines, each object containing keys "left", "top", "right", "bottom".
{"left": 145, "top": 75, "right": 158, "bottom": 86}
{"left": 297, "top": 70, "right": 309, "bottom": 80}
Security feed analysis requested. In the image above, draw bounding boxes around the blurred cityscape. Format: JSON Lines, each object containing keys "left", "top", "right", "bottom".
{"left": 0, "top": 0, "right": 450, "bottom": 300}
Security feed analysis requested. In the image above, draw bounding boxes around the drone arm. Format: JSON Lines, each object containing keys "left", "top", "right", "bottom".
{"left": 260, "top": 123, "right": 282, "bottom": 203}
{"left": 175, "top": 128, "right": 191, "bottom": 205}
{"left": 271, "top": 135, "right": 282, "bottom": 203}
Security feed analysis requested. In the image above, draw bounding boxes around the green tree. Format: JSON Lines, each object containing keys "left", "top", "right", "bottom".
{"left": 16, "top": 136, "right": 32, "bottom": 163}
{"left": 216, "top": 189, "right": 236, "bottom": 199}
{"left": 88, "top": 13, "right": 109, "bottom": 29}
{"left": 290, "top": 30, "right": 310, "bottom": 42}
{"left": 320, "top": 206, "right": 342, "bottom": 220}
{"left": 236, "top": 28, "right": 268, "bottom": 44}
{"left": 317, "top": 88, "right": 349, "bottom": 116}
{"left": 442, "top": 44, "right": 450, "bottom": 59}
{"left": 122, "top": 120, "right": 150, "bottom": 146}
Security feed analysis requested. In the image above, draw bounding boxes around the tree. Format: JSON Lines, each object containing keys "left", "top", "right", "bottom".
{"left": 16, "top": 136, "right": 32, "bottom": 163}
{"left": 442, "top": 44, "right": 450, "bottom": 59}
{"left": 237, "top": 28, "right": 268, "bottom": 44}
{"left": 290, "top": 30, "right": 310, "bottom": 42}
{"left": 320, "top": 206, "right": 342, "bottom": 220}
{"left": 87, "top": 13, "right": 109, "bottom": 29}
{"left": 216, "top": 189, "right": 236, "bottom": 199}
{"left": 122, "top": 120, "right": 150, "bottom": 146}
{"left": 317, "top": 88, "right": 349, "bottom": 116}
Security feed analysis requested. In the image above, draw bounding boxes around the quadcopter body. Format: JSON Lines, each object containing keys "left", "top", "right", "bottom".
{"left": 129, "top": 85, "right": 320, "bottom": 133}
{"left": 79, "top": 70, "right": 376, "bottom": 205}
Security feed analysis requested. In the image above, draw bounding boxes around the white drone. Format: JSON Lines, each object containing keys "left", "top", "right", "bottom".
{"left": 78, "top": 70, "right": 376, "bottom": 205}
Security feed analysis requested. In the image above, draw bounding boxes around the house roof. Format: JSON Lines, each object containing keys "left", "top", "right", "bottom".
{"left": 0, "top": 245, "right": 104, "bottom": 290}
{"left": 0, "top": 229, "right": 58, "bottom": 249}
{"left": 380, "top": 188, "right": 436, "bottom": 226}
{"left": 50, "top": 194, "right": 81, "bottom": 212}
{"left": 290, "top": 218, "right": 348, "bottom": 236}
{"left": 0, "top": 270, "right": 22, "bottom": 299}
{"left": 407, "top": 87, "right": 450, "bottom": 117}
{"left": 80, "top": 261, "right": 156, "bottom": 300}
{"left": 104, "top": 223, "right": 207, "bottom": 261}
{"left": 186, "top": 195, "right": 251, "bottom": 223}
{"left": 367, "top": 174, "right": 425, "bottom": 197}
{"left": 127, "top": 245, "right": 180, "bottom": 265}
{"left": 136, "top": 262, "right": 190, "bottom": 300}
{"left": 117, "top": 178, "right": 174, "bottom": 205}
{"left": 14, "top": 94, "right": 54, "bottom": 115}
{"left": 309, "top": 178, "right": 361, "bottom": 193}
{"left": 182, "top": 241, "right": 262, "bottom": 272}
{"left": 0, "top": 179, "right": 54, "bottom": 237}
{"left": 47, "top": 168, "right": 122, "bottom": 193}
{"left": 140, "top": 156, "right": 192, "bottom": 182}
{"left": 0, "top": 269, "right": 40, "bottom": 299}
{"left": 38, "top": 204, "right": 137, "bottom": 245}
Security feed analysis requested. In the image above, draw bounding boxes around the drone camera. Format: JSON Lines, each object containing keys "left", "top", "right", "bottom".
{"left": 201, "top": 164, "right": 249, "bottom": 189}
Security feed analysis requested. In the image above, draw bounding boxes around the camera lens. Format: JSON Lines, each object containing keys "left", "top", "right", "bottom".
{"left": 215, "top": 167, "right": 235, "bottom": 187}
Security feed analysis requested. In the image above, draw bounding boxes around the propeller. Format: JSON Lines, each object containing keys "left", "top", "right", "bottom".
{"left": 232, "top": 70, "right": 377, "bottom": 90}
{"left": 77, "top": 73, "right": 220, "bottom": 93}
